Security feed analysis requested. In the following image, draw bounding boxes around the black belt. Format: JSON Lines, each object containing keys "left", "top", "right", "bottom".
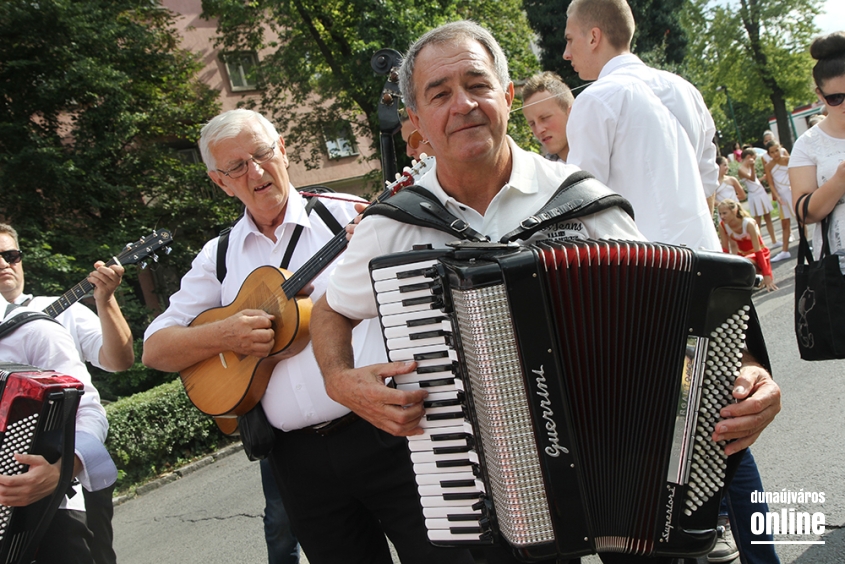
{"left": 295, "top": 412, "right": 359, "bottom": 437}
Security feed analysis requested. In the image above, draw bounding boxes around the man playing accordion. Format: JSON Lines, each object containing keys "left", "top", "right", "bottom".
{"left": 311, "top": 20, "right": 781, "bottom": 564}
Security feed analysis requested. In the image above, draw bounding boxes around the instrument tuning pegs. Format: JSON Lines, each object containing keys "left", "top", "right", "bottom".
{"left": 152, "top": 253, "right": 160, "bottom": 263}
{"left": 164, "top": 246, "right": 172, "bottom": 255}
{"left": 394, "top": 172, "right": 402, "bottom": 180}
{"left": 403, "top": 166, "right": 412, "bottom": 174}
{"left": 139, "top": 261, "right": 148, "bottom": 270}
{"left": 418, "top": 152, "right": 429, "bottom": 161}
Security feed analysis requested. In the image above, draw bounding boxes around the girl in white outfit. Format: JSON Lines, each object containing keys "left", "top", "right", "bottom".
{"left": 764, "top": 142, "right": 793, "bottom": 261}
{"left": 738, "top": 148, "right": 778, "bottom": 246}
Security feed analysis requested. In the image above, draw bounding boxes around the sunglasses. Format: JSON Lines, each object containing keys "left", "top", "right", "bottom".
{"left": 407, "top": 130, "right": 424, "bottom": 150}
{"left": 819, "top": 88, "right": 845, "bottom": 107}
{"left": 0, "top": 249, "right": 23, "bottom": 265}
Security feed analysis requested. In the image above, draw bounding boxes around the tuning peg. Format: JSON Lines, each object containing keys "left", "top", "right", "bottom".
{"left": 419, "top": 152, "right": 428, "bottom": 161}
{"left": 140, "top": 261, "right": 148, "bottom": 270}
{"left": 394, "top": 172, "right": 402, "bottom": 180}
{"left": 152, "top": 254, "right": 160, "bottom": 263}
{"left": 164, "top": 246, "right": 172, "bottom": 255}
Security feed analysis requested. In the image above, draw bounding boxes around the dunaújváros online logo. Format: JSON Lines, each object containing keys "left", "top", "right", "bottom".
{"left": 749, "top": 489, "right": 826, "bottom": 545}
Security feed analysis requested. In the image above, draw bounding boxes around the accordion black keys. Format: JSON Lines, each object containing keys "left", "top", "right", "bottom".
{"left": 0, "top": 364, "right": 84, "bottom": 564}
{"left": 369, "top": 240, "right": 761, "bottom": 561}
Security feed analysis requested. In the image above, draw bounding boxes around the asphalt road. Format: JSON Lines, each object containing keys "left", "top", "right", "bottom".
{"left": 113, "top": 231, "right": 845, "bottom": 563}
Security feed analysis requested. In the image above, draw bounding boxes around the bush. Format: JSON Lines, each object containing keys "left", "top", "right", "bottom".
{"left": 105, "top": 379, "right": 233, "bottom": 491}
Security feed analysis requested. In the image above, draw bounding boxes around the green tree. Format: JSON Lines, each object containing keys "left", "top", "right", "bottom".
{"left": 0, "top": 0, "right": 231, "bottom": 398}
{"left": 200, "top": 0, "right": 540, "bottom": 171}
{"left": 681, "top": 0, "right": 820, "bottom": 152}
{"left": 523, "top": 0, "right": 690, "bottom": 87}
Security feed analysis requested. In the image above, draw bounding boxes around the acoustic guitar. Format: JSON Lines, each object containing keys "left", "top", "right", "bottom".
{"left": 42, "top": 229, "right": 173, "bottom": 318}
{"left": 180, "top": 157, "right": 434, "bottom": 419}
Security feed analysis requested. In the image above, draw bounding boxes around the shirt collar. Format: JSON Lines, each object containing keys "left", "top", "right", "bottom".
{"left": 599, "top": 52, "right": 643, "bottom": 79}
{"left": 242, "top": 184, "right": 310, "bottom": 241}
{"left": 418, "top": 137, "right": 537, "bottom": 208}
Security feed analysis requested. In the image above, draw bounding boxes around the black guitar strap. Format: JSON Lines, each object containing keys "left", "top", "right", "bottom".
{"left": 216, "top": 188, "right": 342, "bottom": 283}
{"left": 0, "top": 304, "right": 62, "bottom": 340}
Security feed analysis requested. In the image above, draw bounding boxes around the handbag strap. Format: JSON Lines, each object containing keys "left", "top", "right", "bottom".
{"left": 797, "top": 192, "right": 835, "bottom": 266}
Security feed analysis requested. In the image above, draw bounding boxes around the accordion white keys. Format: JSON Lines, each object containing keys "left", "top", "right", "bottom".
{"left": 369, "top": 239, "right": 765, "bottom": 561}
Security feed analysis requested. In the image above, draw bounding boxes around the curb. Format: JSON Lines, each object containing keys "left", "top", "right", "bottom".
{"left": 112, "top": 442, "right": 244, "bottom": 507}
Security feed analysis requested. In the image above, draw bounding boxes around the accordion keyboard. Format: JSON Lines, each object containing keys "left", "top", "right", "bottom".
{"left": 370, "top": 255, "right": 490, "bottom": 544}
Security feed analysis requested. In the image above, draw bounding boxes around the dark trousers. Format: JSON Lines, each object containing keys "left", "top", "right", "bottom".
{"left": 35, "top": 509, "right": 94, "bottom": 564}
{"left": 260, "top": 457, "right": 300, "bottom": 564}
{"left": 82, "top": 485, "right": 116, "bottom": 564}
{"left": 267, "top": 417, "right": 474, "bottom": 564}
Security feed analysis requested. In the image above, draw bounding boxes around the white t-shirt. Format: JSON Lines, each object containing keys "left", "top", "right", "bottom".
{"left": 144, "top": 190, "right": 387, "bottom": 430}
{"left": 566, "top": 54, "right": 720, "bottom": 251}
{"left": 790, "top": 125, "right": 845, "bottom": 258}
{"left": 326, "top": 138, "right": 645, "bottom": 322}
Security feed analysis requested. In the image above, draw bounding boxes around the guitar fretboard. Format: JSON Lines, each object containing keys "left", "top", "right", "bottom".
{"left": 42, "top": 257, "right": 118, "bottom": 318}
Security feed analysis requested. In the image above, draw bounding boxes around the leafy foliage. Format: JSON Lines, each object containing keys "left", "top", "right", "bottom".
{"left": 524, "top": 0, "right": 690, "bottom": 88}
{"left": 681, "top": 0, "right": 821, "bottom": 151}
{"left": 105, "top": 379, "right": 232, "bottom": 490}
{"left": 0, "top": 0, "right": 231, "bottom": 304}
{"left": 201, "top": 0, "right": 540, "bottom": 170}
{"left": 0, "top": 0, "right": 244, "bottom": 397}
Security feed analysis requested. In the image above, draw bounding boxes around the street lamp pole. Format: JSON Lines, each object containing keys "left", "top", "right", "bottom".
{"left": 717, "top": 85, "right": 742, "bottom": 146}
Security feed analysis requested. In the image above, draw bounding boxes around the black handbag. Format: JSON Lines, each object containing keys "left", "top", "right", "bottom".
{"left": 237, "top": 403, "right": 276, "bottom": 461}
{"left": 794, "top": 193, "right": 845, "bottom": 360}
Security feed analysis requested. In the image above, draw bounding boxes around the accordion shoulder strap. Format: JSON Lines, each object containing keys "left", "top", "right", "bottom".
{"left": 0, "top": 305, "right": 61, "bottom": 340}
{"left": 361, "top": 185, "right": 488, "bottom": 242}
{"left": 499, "top": 170, "right": 635, "bottom": 243}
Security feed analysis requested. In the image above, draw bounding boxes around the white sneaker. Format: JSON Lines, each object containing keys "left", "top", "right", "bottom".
{"left": 772, "top": 250, "right": 792, "bottom": 262}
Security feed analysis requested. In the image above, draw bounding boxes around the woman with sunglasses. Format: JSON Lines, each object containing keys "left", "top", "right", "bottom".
{"left": 789, "top": 31, "right": 845, "bottom": 260}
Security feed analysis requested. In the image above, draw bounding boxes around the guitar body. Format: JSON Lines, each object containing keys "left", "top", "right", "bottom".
{"left": 179, "top": 266, "right": 312, "bottom": 417}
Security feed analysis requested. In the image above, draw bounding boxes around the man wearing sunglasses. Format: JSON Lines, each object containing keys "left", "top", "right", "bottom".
{"left": 0, "top": 222, "right": 131, "bottom": 564}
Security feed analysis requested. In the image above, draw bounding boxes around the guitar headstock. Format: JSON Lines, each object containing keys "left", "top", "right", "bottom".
{"left": 383, "top": 155, "right": 435, "bottom": 199}
{"left": 116, "top": 229, "right": 174, "bottom": 268}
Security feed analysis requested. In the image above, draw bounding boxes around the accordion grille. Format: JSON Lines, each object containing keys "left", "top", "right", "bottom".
{"left": 451, "top": 284, "right": 555, "bottom": 547}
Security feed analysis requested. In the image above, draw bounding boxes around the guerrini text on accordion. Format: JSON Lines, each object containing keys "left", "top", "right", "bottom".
{"left": 368, "top": 239, "right": 765, "bottom": 562}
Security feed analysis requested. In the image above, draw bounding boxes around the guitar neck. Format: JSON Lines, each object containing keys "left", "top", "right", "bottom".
{"left": 279, "top": 177, "right": 413, "bottom": 299}
{"left": 42, "top": 257, "right": 118, "bottom": 318}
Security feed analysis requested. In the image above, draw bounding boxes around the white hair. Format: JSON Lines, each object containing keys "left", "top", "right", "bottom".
{"left": 199, "top": 109, "right": 279, "bottom": 171}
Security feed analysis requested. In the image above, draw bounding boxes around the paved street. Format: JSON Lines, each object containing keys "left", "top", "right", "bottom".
{"left": 114, "top": 230, "right": 845, "bottom": 563}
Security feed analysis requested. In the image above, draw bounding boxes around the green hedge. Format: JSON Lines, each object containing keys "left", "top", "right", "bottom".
{"left": 105, "top": 379, "right": 233, "bottom": 491}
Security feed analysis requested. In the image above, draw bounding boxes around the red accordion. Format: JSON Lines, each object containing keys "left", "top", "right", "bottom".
{"left": 0, "top": 364, "right": 84, "bottom": 564}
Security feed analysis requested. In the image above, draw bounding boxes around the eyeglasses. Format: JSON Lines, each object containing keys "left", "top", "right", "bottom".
{"left": 0, "top": 250, "right": 23, "bottom": 265}
{"left": 406, "top": 130, "right": 424, "bottom": 150}
{"left": 217, "top": 143, "right": 276, "bottom": 178}
{"left": 819, "top": 88, "right": 845, "bottom": 107}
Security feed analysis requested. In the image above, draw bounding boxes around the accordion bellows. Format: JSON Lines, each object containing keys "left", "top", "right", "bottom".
{"left": 370, "top": 240, "right": 759, "bottom": 561}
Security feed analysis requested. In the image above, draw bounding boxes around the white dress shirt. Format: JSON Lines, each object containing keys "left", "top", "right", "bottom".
{"left": 0, "top": 296, "right": 113, "bottom": 509}
{"left": 326, "top": 138, "right": 645, "bottom": 321}
{"left": 14, "top": 295, "right": 105, "bottom": 369}
{"left": 144, "top": 189, "right": 387, "bottom": 431}
{"left": 567, "top": 54, "right": 720, "bottom": 251}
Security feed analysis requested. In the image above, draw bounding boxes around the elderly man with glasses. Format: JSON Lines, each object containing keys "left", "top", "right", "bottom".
{"left": 142, "top": 109, "right": 474, "bottom": 564}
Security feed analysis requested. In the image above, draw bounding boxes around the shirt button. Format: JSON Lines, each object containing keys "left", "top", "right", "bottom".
{"left": 295, "top": 384, "right": 303, "bottom": 391}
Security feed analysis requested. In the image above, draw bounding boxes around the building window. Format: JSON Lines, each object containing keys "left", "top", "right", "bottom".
{"left": 324, "top": 124, "right": 358, "bottom": 159}
{"left": 224, "top": 52, "right": 259, "bottom": 92}
{"left": 176, "top": 147, "right": 201, "bottom": 165}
